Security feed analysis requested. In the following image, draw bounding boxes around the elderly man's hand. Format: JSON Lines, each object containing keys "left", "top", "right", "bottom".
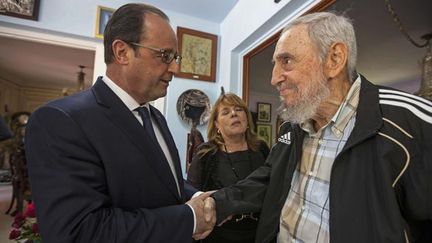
{"left": 186, "top": 191, "right": 216, "bottom": 240}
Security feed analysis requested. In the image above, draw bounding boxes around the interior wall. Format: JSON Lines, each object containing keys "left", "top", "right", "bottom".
{"left": 387, "top": 79, "right": 420, "bottom": 93}
{"left": 219, "top": 0, "right": 322, "bottom": 95}
{"left": 20, "top": 86, "right": 66, "bottom": 112}
{"left": 0, "top": 78, "right": 21, "bottom": 116}
{"left": 0, "top": 78, "right": 64, "bottom": 116}
{"left": 0, "top": 0, "right": 128, "bottom": 38}
{"left": 327, "top": 0, "right": 431, "bottom": 87}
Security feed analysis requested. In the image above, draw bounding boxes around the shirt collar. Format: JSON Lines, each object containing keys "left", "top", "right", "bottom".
{"left": 102, "top": 75, "right": 149, "bottom": 111}
{"left": 300, "top": 76, "right": 361, "bottom": 138}
{"left": 330, "top": 76, "right": 361, "bottom": 137}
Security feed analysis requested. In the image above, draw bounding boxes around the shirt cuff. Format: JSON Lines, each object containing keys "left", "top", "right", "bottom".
{"left": 186, "top": 204, "right": 197, "bottom": 234}
{"left": 192, "top": 191, "right": 203, "bottom": 199}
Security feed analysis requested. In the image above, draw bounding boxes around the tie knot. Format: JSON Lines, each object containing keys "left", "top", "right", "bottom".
{"left": 136, "top": 106, "right": 151, "bottom": 120}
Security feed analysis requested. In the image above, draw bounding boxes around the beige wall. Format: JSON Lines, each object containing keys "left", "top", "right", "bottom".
{"left": 0, "top": 78, "right": 21, "bottom": 116}
{"left": 0, "top": 77, "right": 66, "bottom": 116}
{"left": 20, "top": 86, "right": 66, "bottom": 112}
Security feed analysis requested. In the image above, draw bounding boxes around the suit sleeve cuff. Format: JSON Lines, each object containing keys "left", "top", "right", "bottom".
{"left": 186, "top": 204, "right": 197, "bottom": 234}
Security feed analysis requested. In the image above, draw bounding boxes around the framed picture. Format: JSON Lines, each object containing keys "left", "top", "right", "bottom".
{"left": 275, "top": 115, "right": 284, "bottom": 143}
{"left": 0, "top": 0, "right": 40, "bottom": 20}
{"left": 176, "top": 27, "right": 218, "bottom": 82}
{"left": 95, "top": 6, "right": 115, "bottom": 39}
{"left": 257, "top": 102, "right": 271, "bottom": 122}
{"left": 257, "top": 124, "right": 272, "bottom": 147}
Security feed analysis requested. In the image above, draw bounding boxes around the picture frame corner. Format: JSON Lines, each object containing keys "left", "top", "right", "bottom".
{"left": 175, "top": 26, "right": 218, "bottom": 82}
{"left": 257, "top": 123, "right": 272, "bottom": 146}
{"left": 94, "top": 5, "right": 115, "bottom": 39}
{"left": 0, "top": 0, "right": 41, "bottom": 21}
{"left": 257, "top": 102, "right": 271, "bottom": 122}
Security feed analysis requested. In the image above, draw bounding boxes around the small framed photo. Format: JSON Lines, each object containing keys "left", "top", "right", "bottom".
{"left": 257, "top": 102, "right": 271, "bottom": 122}
{"left": 275, "top": 115, "right": 285, "bottom": 143}
{"left": 0, "top": 0, "right": 40, "bottom": 21}
{"left": 95, "top": 6, "right": 115, "bottom": 39}
{"left": 176, "top": 27, "right": 218, "bottom": 82}
{"left": 257, "top": 124, "right": 272, "bottom": 147}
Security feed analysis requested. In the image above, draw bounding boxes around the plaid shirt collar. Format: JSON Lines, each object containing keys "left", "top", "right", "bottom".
{"left": 300, "top": 76, "right": 361, "bottom": 138}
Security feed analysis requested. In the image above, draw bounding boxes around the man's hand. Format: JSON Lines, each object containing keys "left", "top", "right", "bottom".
{"left": 186, "top": 191, "right": 216, "bottom": 240}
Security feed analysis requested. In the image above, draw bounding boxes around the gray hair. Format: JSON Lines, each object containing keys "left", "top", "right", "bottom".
{"left": 282, "top": 12, "right": 357, "bottom": 83}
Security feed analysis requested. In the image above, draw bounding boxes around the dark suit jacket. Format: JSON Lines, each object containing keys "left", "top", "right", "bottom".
{"left": 25, "top": 77, "right": 197, "bottom": 243}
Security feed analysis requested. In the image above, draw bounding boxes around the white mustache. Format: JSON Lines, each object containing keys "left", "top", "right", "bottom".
{"left": 277, "top": 82, "right": 298, "bottom": 92}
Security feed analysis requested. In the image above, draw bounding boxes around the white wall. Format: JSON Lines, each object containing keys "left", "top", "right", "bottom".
{"left": 0, "top": 0, "right": 127, "bottom": 38}
{"left": 219, "top": 0, "right": 321, "bottom": 95}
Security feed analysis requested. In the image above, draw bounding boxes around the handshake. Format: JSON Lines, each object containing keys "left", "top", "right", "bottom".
{"left": 186, "top": 191, "right": 224, "bottom": 240}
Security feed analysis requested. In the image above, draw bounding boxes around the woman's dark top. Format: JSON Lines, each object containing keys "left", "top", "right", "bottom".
{"left": 187, "top": 141, "right": 269, "bottom": 243}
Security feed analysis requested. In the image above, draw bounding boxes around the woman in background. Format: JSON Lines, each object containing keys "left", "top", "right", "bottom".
{"left": 187, "top": 93, "right": 269, "bottom": 243}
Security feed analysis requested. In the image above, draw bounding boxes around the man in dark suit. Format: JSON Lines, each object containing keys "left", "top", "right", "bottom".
{"left": 25, "top": 3, "right": 215, "bottom": 243}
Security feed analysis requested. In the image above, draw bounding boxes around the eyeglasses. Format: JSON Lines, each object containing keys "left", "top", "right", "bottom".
{"left": 129, "top": 42, "right": 182, "bottom": 64}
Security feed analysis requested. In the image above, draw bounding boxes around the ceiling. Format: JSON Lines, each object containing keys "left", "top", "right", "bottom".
{"left": 141, "top": 0, "right": 238, "bottom": 23}
{"left": 0, "top": 36, "right": 95, "bottom": 91}
{"left": 250, "top": 0, "right": 432, "bottom": 95}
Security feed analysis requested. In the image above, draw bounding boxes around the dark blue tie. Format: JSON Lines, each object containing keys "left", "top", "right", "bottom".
{"left": 136, "top": 106, "right": 159, "bottom": 144}
{"left": 136, "top": 106, "right": 181, "bottom": 197}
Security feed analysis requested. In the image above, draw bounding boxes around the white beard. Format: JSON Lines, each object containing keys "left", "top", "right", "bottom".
{"left": 277, "top": 72, "right": 330, "bottom": 124}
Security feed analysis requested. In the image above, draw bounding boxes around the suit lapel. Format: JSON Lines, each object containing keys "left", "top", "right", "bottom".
{"left": 150, "top": 106, "right": 185, "bottom": 198}
{"left": 92, "top": 78, "right": 181, "bottom": 201}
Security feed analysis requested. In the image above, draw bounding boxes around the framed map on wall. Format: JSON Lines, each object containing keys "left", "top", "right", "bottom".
{"left": 176, "top": 27, "right": 218, "bottom": 82}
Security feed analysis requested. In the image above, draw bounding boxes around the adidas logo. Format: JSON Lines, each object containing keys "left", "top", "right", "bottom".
{"left": 278, "top": 132, "right": 291, "bottom": 145}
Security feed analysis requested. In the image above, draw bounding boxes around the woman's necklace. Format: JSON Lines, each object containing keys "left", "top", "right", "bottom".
{"left": 223, "top": 143, "right": 253, "bottom": 180}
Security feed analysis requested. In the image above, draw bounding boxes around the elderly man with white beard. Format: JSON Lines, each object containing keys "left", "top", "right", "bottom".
{"left": 208, "top": 12, "right": 432, "bottom": 243}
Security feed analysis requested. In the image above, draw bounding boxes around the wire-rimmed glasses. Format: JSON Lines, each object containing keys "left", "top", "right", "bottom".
{"left": 129, "top": 42, "right": 182, "bottom": 64}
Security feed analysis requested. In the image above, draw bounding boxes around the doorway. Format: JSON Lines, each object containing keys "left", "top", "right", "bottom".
{"left": 0, "top": 27, "right": 97, "bottom": 241}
